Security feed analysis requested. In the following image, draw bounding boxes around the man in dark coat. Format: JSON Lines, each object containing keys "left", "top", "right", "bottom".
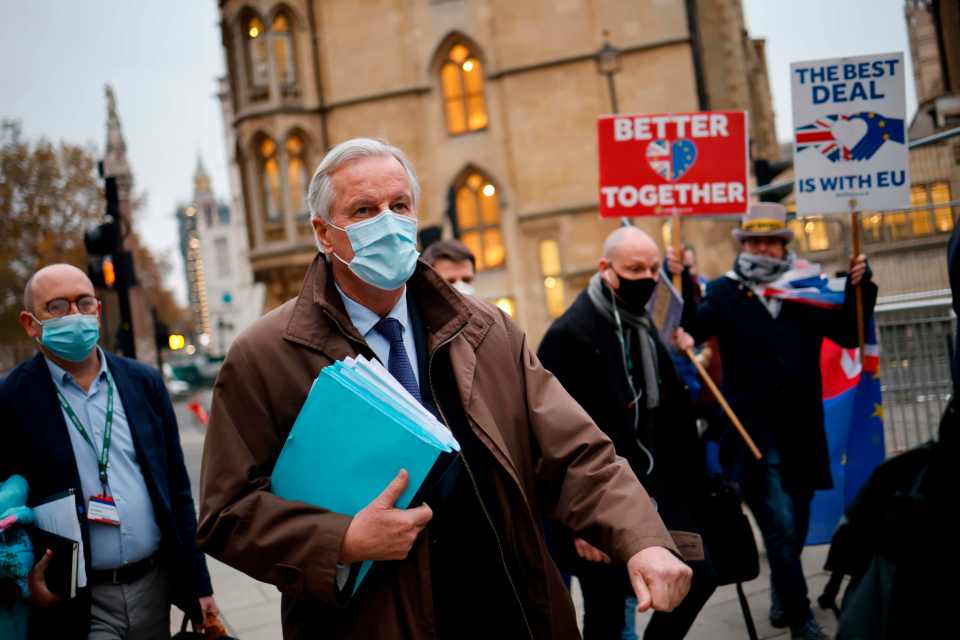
{"left": 670, "top": 203, "right": 877, "bottom": 640}
{"left": 0, "top": 264, "right": 217, "bottom": 639}
{"left": 539, "top": 226, "right": 715, "bottom": 640}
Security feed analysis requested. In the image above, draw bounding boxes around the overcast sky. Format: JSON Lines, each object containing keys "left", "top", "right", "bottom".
{"left": 2, "top": 0, "right": 916, "bottom": 304}
{"left": 742, "top": 0, "right": 917, "bottom": 142}
{"left": 1, "top": 2, "right": 227, "bottom": 304}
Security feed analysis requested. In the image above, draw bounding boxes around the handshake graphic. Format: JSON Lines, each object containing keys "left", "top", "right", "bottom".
{"left": 795, "top": 112, "right": 905, "bottom": 163}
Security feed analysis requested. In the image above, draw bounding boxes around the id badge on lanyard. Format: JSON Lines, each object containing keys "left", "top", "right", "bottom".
{"left": 56, "top": 374, "right": 122, "bottom": 527}
{"left": 88, "top": 495, "right": 121, "bottom": 526}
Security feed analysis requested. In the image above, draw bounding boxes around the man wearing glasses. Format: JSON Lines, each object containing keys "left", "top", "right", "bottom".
{"left": 0, "top": 264, "right": 219, "bottom": 639}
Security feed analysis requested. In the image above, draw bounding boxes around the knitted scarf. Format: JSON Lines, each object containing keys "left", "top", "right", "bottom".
{"left": 586, "top": 273, "right": 660, "bottom": 410}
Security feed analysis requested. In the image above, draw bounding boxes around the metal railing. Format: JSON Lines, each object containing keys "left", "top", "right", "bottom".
{"left": 875, "top": 293, "right": 954, "bottom": 455}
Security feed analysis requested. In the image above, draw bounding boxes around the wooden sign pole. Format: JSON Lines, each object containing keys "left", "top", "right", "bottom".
{"left": 671, "top": 213, "right": 682, "bottom": 289}
{"left": 849, "top": 199, "right": 865, "bottom": 357}
{"left": 685, "top": 347, "right": 762, "bottom": 460}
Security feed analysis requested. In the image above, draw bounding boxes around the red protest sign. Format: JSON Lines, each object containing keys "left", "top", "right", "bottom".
{"left": 597, "top": 111, "right": 749, "bottom": 217}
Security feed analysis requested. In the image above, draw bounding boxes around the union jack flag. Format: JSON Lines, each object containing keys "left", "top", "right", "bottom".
{"left": 645, "top": 139, "right": 697, "bottom": 181}
{"left": 795, "top": 115, "right": 851, "bottom": 163}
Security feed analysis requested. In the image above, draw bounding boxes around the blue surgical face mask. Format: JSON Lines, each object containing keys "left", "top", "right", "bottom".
{"left": 32, "top": 313, "right": 100, "bottom": 362}
{"left": 329, "top": 210, "right": 420, "bottom": 290}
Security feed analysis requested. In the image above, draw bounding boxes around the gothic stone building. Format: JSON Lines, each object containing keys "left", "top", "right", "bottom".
{"left": 217, "top": 0, "right": 780, "bottom": 342}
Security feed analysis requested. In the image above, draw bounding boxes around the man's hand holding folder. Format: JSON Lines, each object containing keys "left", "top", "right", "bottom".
{"left": 339, "top": 469, "right": 433, "bottom": 564}
{"left": 270, "top": 355, "right": 459, "bottom": 593}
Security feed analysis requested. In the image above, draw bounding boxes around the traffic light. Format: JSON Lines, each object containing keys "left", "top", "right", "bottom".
{"left": 168, "top": 334, "right": 186, "bottom": 350}
{"left": 84, "top": 219, "right": 118, "bottom": 257}
{"left": 84, "top": 175, "right": 137, "bottom": 358}
{"left": 87, "top": 256, "right": 116, "bottom": 289}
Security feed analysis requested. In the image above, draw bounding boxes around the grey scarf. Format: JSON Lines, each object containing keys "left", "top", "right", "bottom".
{"left": 733, "top": 251, "right": 795, "bottom": 284}
{"left": 586, "top": 273, "right": 660, "bottom": 410}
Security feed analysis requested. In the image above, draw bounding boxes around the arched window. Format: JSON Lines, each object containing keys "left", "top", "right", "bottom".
{"left": 244, "top": 14, "right": 270, "bottom": 99}
{"left": 440, "top": 44, "right": 488, "bottom": 135}
{"left": 258, "top": 137, "right": 282, "bottom": 222}
{"left": 285, "top": 134, "right": 308, "bottom": 215}
{"left": 271, "top": 12, "right": 296, "bottom": 91}
{"left": 456, "top": 172, "right": 504, "bottom": 270}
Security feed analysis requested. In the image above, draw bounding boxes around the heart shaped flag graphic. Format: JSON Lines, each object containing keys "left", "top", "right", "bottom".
{"left": 646, "top": 139, "right": 698, "bottom": 181}
{"left": 830, "top": 118, "right": 868, "bottom": 154}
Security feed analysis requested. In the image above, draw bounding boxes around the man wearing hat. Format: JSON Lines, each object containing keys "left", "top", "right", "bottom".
{"left": 669, "top": 203, "right": 876, "bottom": 640}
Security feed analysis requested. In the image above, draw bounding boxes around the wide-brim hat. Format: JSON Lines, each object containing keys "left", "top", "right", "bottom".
{"left": 732, "top": 202, "right": 794, "bottom": 243}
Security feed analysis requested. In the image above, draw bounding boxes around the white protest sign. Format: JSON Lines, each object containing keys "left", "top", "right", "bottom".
{"left": 791, "top": 52, "right": 909, "bottom": 214}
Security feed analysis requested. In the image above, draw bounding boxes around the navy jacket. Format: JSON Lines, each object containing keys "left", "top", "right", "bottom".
{"left": 681, "top": 271, "right": 878, "bottom": 493}
{"left": 0, "top": 351, "right": 212, "bottom": 639}
{"left": 538, "top": 289, "right": 707, "bottom": 535}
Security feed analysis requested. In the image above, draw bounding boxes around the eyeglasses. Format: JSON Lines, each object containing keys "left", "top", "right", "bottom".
{"left": 44, "top": 295, "right": 99, "bottom": 317}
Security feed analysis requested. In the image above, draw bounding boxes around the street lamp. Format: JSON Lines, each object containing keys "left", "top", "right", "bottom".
{"left": 595, "top": 31, "right": 622, "bottom": 114}
{"left": 596, "top": 32, "right": 631, "bottom": 227}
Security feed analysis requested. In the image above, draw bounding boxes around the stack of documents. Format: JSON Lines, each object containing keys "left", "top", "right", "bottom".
{"left": 271, "top": 355, "right": 460, "bottom": 591}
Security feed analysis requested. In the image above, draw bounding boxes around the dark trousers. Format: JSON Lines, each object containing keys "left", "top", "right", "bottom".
{"left": 577, "top": 555, "right": 716, "bottom": 639}
{"left": 741, "top": 462, "right": 813, "bottom": 626}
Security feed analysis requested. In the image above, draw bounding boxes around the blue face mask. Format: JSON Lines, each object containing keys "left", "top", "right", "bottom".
{"left": 33, "top": 313, "right": 100, "bottom": 362}
{"left": 330, "top": 210, "right": 420, "bottom": 290}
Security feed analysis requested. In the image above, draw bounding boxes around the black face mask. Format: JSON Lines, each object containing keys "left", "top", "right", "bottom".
{"left": 614, "top": 275, "right": 657, "bottom": 314}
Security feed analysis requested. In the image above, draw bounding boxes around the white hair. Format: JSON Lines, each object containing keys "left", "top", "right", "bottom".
{"left": 307, "top": 137, "right": 420, "bottom": 223}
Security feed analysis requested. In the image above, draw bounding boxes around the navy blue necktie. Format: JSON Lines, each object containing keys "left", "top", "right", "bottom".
{"left": 374, "top": 317, "right": 422, "bottom": 403}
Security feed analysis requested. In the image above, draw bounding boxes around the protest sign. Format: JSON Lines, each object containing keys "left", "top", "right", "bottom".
{"left": 791, "top": 52, "right": 909, "bottom": 214}
{"left": 597, "top": 111, "right": 749, "bottom": 218}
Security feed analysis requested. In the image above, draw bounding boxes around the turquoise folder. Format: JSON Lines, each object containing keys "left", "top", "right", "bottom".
{"left": 270, "top": 356, "right": 459, "bottom": 592}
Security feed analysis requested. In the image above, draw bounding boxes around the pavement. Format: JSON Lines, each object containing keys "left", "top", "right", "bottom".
{"left": 173, "top": 390, "right": 841, "bottom": 639}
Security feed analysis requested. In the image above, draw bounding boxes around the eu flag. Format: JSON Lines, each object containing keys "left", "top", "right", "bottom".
{"left": 806, "top": 320, "right": 885, "bottom": 545}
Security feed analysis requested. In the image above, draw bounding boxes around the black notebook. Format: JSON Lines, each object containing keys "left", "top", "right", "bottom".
{"left": 29, "top": 527, "right": 79, "bottom": 599}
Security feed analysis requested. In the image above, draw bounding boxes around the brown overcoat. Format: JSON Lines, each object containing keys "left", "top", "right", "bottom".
{"left": 197, "top": 255, "right": 676, "bottom": 639}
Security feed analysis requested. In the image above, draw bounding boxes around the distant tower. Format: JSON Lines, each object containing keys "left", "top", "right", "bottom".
{"left": 176, "top": 149, "right": 263, "bottom": 355}
{"left": 100, "top": 84, "right": 157, "bottom": 364}
{"left": 176, "top": 157, "right": 212, "bottom": 340}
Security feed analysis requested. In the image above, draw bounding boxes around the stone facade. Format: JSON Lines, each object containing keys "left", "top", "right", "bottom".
{"left": 217, "top": 0, "right": 780, "bottom": 342}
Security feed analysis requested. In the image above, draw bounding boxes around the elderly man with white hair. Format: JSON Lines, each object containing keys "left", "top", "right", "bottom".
{"left": 198, "top": 138, "right": 692, "bottom": 639}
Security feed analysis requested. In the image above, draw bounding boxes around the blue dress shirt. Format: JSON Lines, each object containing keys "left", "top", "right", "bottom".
{"left": 335, "top": 284, "right": 419, "bottom": 385}
{"left": 332, "top": 285, "right": 419, "bottom": 589}
{"left": 45, "top": 348, "right": 162, "bottom": 570}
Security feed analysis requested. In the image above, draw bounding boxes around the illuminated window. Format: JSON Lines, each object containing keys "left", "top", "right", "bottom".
{"left": 788, "top": 217, "right": 830, "bottom": 252}
{"left": 883, "top": 210, "right": 910, "bottom": 241}
{"left": 805, "top": 218, "right": 830, "bottom": 251}
{"left": 285, "top": 134, "right": 308, "bottom": 214}
{"left": 931, "top": 181, "right": 955, "bottom": 232}
{"left": 456, "top": 172, "right": 504, "bottom": 271}
{"left": 539, "top": 240, "right": 565, "bottom": 318}
{"left": 862, "top": 213, "right": 883, "bottom": 242}
{"left": 909, "top": 185, "right": 932, "bottom": 236}
{"left": 493, "top": 297, "right": 516, "bottom": 317}
{"left": 660, "top": 220, "right": 671, "bottom": 249}
{"left": 440, "top": 44, "right": 488, "bottom": 135}
{"left": 271, "top": 13, "right": 296, "bottom": 91}
{"left": 258, "top": 137, "right": 282, "bottom": 223}
{"left": 244, "top": 15, "right": 270, "bottom": 97}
